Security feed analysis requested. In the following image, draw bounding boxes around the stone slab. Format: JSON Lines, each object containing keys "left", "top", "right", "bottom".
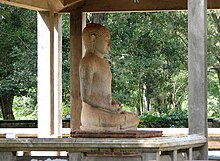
{"left": 0, "top": 135, "right": 206, "bottom": 152}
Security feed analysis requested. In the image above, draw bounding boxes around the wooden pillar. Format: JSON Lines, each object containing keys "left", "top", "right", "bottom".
{"left": 188, "top": 0, "right": 208, "bottom": 159}
{"left": 70, "top": 10, "right": 86, "bottom": 131}
{"left": 37, "top": 12, "right": 62, "bottom": 138}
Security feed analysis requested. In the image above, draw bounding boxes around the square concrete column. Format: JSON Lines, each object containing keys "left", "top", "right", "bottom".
{"left": 142, "top": 152, "right": 159, "bottom": 161}
{"left": 0, "top": 152, "right": 16, "bottom": 161}
{"left": 69, "top": 152, "right": 84, "bottom": 161}
{"left": 188, "top": 0, "right": 208, "bottom": 159}
{"left": 37, "top": 12, "right": 62, "bottom": 138}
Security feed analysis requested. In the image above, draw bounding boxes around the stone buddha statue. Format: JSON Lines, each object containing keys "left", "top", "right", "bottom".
{"left": 80, "top": 23, "right": 139, "bottom": 132}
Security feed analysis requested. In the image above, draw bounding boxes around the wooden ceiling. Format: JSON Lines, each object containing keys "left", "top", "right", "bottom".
{"left": 0, "top": 0, "right": 220, "bottom": 12}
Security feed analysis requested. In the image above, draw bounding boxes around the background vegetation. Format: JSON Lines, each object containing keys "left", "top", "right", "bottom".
{"left": 0, "top": 4, "right": 219, "bottom": 127}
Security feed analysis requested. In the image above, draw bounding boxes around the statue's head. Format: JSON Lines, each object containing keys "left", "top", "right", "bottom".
{"left": 83, "top": 23, "right": 111, "bottom": 54}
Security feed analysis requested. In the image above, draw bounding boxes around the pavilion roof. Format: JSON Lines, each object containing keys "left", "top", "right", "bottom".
{"left": 0, "top": 0, "right": 220, "bottom": 12}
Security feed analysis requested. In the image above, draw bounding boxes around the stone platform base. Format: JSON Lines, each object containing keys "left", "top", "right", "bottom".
{"left": 69, "top": 152, "right": 188, "bottom": 161}
{"left": 75, "top": 156, "right": 142, "bottom": 161}
{"left": 70, "top": 130, "right": 162, "bottom": 138}
{"left": 0, "top": 135, "right": 206, "bottom": 161}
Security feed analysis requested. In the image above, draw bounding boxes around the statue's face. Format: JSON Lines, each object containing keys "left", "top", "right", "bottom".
{"left": 94, "top": 33, "right": 111, "bottom": 55}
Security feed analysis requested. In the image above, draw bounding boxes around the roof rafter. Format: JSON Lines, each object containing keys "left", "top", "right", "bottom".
{"left": 1, "top": 0, "right": 220, "bottom": 12}
{"left": 82, "top": 0, "right": 187, "bottom": 12}
{"left": 0, "top": 0, "right": 64, "bottom": 12}
{"left": 60, "top": 0, "right": 84, "bottom": 12}
{"left": 61, "top": 0, "right": 220, "bottom": 12}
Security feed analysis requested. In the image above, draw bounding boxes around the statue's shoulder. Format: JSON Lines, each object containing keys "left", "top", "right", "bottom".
{"left": 80, "top": 53, "right": 98, "bottom": 69}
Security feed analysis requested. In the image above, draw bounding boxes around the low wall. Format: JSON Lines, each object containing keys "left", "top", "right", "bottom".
{"left": 0, "top": 135, "right": 206, "bottom": 161}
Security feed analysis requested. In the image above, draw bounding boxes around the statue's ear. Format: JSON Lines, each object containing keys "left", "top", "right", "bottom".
{"left": 90, "top": 34, "right": 96, "bottom": 43}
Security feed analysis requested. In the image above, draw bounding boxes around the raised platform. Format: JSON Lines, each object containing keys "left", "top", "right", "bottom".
{"left": 0, "top": 135, "right": 207, "bottom": 161}
{"left": 70, "top": 130, "right": 163, "bottom": 138}
{"left": 0, "top": 135, "right": 206, "bottom": 152}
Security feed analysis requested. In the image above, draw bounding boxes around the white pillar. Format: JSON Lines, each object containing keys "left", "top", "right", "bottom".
{"left": 37, "top": 12, "right": 62, "bottom": 138}
{"left": 54, "top": 13, "right": 62, "bottom": 138}
{"left": 82, "top": 12, "right": 86, "bottom": 57}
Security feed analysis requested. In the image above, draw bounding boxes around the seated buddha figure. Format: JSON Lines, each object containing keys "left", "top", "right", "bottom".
{"left": 80, "top": 23, "right": 139, "bottom": 132}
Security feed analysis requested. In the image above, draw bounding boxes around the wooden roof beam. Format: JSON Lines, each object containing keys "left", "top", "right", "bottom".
{"left": 209, "top": 0, "right": 220, "bottom": 10}
{"left": 1, "top": 0, "right": 220, "bottom": 12}
{"left": 0, "top": 0, "right": 50, "bottom": 11}
{"left": 48, "top": 0, "right": 64, "bottom": 12}
{"left": 0, "top": 0, "right": 64, "bottom": 12}
{"left": 82, "top": 0, "right": 220, "bottom": 12}
{"left": 60, "top": 0, "right": 84, "bottom": 12}
{"left": 61, "top": 0, "right": 220, "bottom": 12}
{"left": 82, "top": 0, "right": 187, "bottom": 12}
{"left": 64, "top": 0, "right": 83, "bottom": 5}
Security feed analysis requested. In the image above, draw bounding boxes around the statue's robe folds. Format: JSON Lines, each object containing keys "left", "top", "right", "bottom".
{"left": 80, "top": 53, "right": 139, "bottom": 132}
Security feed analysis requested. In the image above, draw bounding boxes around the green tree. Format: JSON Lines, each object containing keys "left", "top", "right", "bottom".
{"left": 62, "top": 14, "right": 71, "bottom": 119}
{"left": 103, "top": 12, "right": 188, "bottom": 114}
{"left": 0, "top": 4, "right": 37, "bottom": 120}
{"left": 61, "top": 12, "right": 189, "bottom": 117}
{"left": 207, "top": 11, "right": 220, "bottom": 117}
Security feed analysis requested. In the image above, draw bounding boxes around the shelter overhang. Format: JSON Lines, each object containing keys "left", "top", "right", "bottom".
{"left": 0, "top": 0, "right": 81, "bottom": 12}
{"left": 0, "top": 0, "right": 49, "bottom": 11}
{"left": 0, "top": 0, "right": 220, "bottom": 12}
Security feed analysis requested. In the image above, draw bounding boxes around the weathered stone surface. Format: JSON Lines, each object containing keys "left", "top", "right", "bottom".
{"left": 0, "top": 135, "right": 206, "bottom": 152}
{"left": 188, "top": 0, "right": 208, "bottom": 159}
{"left": 0, "top": 152, "right": 16, "bottom": 161}
{"left": 83, "top": 157, "right": 141, "bottom": 161}
{"left": 71, "top": 130, "right": 162, "bottom": 138}
{"left": 0, "top": 135, "right": 206, "bottom": 161}
{"left": 79, "top": 23, "right": 139, "bottom": 132}
{"left": 69, "top": 153, "right": 84, "bottom": 161}
{"left": 68, "top": 152, "right": 188, "bottom": 161}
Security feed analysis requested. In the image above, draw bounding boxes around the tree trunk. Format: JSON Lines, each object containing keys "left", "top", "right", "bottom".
{"left": 146, "top": 98, "right": 151, "bottom": 111}
{"left": 88, "top": 13, "right": 108, "bottom": 24}
{"left": 213, "top": 65, "right": 220, "bottom": 108}
{"left": 143, "top": 84, "right": 151, "bottom": 111}
{"left": 211, "top": 12, "right": 220, "bottom": 108}
{"left": 0, "top": 96, "right": 15, "bottom": 120}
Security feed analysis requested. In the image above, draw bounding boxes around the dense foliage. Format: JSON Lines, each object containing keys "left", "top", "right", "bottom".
{"left": 103, "top": 12, "right": 188, "bottom": 115}
{"left": 139, "top": 110, "right": 188, "bottom": 128}
{"left": 0, "top": 4, "right": 37, "bottom": 119}
{"left": 0, "top": 5, "right": 219, "bottom": 126}
{"left": 207, "top": 11, "right": 220, "bottom": 118}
